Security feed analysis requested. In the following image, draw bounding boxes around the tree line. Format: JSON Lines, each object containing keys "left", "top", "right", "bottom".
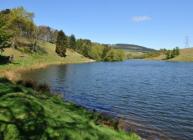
{"left": 55, "top": 30, "right": 126, "bottom": 61}
{"left": 0, "top": 7, "right": 126, "bottom": 62}
{"left": 0, "top": 7, "right": 59, "bottom": 53}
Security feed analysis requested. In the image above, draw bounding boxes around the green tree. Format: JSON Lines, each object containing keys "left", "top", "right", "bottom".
{"left": 0, "top": 10, "right": 11, "bottom": 53}
{"left": 116, "top": 49, "right": 126, "bottom": 61}
{"left": 75, "top": 39, "right": 91, "bottom": 57}
{"left": 101, "top": 45, "right": 111, "bottom": 60}
{"left": 175, "top": 47, "right": 180, "bottom": 56}
{"left": 8, "top": 7, "right": 34, "bottom": 37}
{"left": 0, "top": 7, "right": 36, "bottom": 49}
{"left": 165, "top": 47, "right": 180, "bottom": 60}
{"left": 75, "top": 39, "right": 126, "bottom": 61}
{"left": 0, "top": 29, "right": 11, "bottom": 53}
{"left": 166, "top": 50, "right": 171, "bottom": 59}
{"left": 55, "top": 30, "right": 67, "bottom": 57}
{"left": 105, "top": 50, "right": 117, "bottom": 61}
{"left": 69, "top": 34, "right": 76, "bottom": 49}
{"left": 88, "top": 44, "right": 103, "bottom": 60}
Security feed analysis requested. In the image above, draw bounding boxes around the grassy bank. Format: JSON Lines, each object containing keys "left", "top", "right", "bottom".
{"left": 0, "top": 41, "right": 94, "bottom": 80}
{"left": 0, "top": 78, "right": 140, "bottom": 140}
{"left": 146, "top": 48, "right": 193, "bottom": 62}
{"left": 169, "top": 48, "right": 193, "bottom": 62}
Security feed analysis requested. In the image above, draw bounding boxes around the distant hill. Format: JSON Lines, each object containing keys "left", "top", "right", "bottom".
{"left": 110, "top": 44, "right": 156, "bottom": 52}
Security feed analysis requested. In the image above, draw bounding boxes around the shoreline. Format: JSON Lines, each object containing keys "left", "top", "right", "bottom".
{"left": 2, "top": 54, "right": 192, "bottom": 81}
{"left": 0, "top": 78, "right": 140, "bottom": 140}
{"left": 75, "top": 105, "right": 172, "bottom": 140}
{"left": 0, "top": 58, "right": 95, "bottom": 81}
{"left": 137, "top": 58, "right": 193, "bottom": 63}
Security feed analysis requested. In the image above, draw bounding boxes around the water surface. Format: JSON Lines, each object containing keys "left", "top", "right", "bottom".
{"left": 21, "top": 60, "right": 193, "bottom": 140}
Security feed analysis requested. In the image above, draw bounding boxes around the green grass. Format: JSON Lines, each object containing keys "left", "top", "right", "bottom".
{"left": 0, "top": 41, "right": 94, "bottom": 78}
{"left": 0, "top": 79, "right": 140, "bottom": 140}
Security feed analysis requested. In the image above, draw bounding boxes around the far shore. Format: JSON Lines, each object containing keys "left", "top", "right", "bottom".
{"left": 0, "top": 58, "right": 95, "bottom": 81}
{"left": 145, "top": 48, "right": 193, "bottom": 62}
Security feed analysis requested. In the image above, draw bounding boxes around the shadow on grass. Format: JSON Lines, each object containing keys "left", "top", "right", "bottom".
{"left": 0, "top": 80, "right": 106, "bottom": 140}
{"left": 0, "top": 78, "right": 138, "bottom": 140}
{"left": 0, "top": 95, "right": 112, "bottom": 140}
{"left": 0, "top": 97, "right": 47, "bottom": 140}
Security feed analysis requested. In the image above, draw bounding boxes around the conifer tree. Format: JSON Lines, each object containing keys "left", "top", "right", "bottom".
{"left": 69, "top": 34, "right": 76, "bottom": 49}
{"left": 55, "top": 30, "right": 67, "bottom": 57}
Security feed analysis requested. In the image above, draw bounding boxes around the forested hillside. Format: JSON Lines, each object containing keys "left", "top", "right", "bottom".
{"left": 0, "top": 7, "right": 126, "bottom": 62}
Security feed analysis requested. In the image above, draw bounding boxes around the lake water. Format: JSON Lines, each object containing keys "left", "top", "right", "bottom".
{"left": 21, "top": 60, "right": 193, "bottom": 140}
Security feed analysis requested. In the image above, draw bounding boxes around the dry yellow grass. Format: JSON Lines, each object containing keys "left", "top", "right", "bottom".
{"left": 170, "top": 48, "right": 193, "bottom": 62}
{"left": 145, "top": 54, "right": 165, "bottom": 61}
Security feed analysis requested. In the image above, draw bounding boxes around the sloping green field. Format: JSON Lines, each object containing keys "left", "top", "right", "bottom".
{"left": 0, "top": 79, "right": 140, "bottom": 140}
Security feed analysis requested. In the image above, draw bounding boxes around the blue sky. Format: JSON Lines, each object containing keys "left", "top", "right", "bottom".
{"left": 0, "top": 0, "right": 193, "bottom": 49}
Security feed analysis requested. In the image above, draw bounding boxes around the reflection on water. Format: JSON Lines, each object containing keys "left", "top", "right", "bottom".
{"left": 21, "top": 60, "right": 193, "bottom": 140}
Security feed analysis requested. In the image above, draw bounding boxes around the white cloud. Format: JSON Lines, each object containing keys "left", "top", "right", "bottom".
{"left": 132, "top": 16, "right": 152, "bottom": 22}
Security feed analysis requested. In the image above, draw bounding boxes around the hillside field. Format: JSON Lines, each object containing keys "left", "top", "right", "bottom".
{"left": 0, "top": 41, "right": 94, "bottom": 79}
